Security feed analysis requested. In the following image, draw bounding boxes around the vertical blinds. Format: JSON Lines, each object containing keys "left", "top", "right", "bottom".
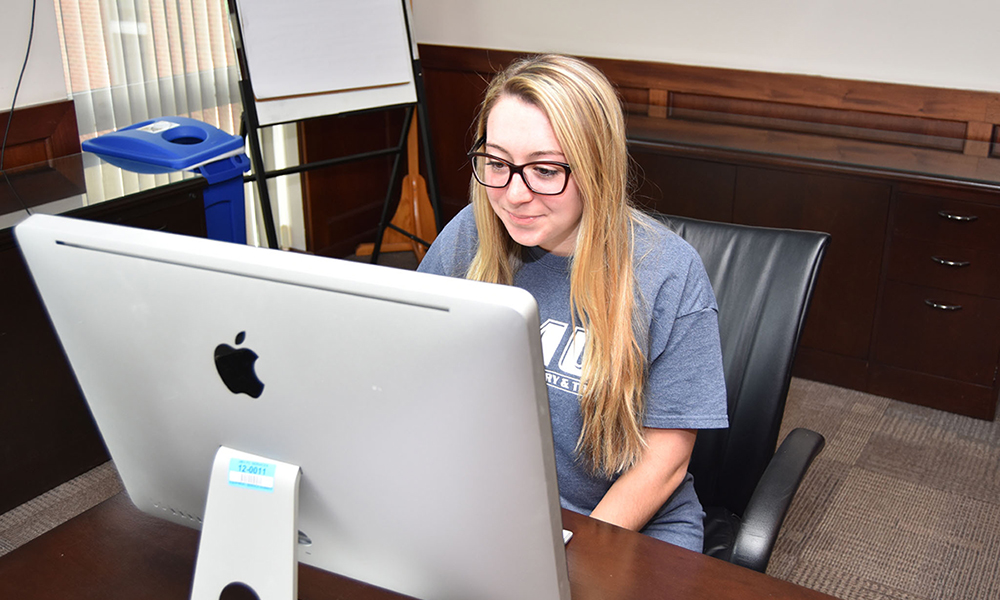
{"left": 52, "top": 0, "right": 243, "bottom": 197}
{"left": 54, "top": 0, "right": 241, "bottom": 139}
{"left": 51, "top": 0, "right": 303, "bottom": 250}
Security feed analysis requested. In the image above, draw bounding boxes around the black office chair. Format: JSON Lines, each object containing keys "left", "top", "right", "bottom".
{"left": 651, "top": 213, "right": 830, "bottom": 573}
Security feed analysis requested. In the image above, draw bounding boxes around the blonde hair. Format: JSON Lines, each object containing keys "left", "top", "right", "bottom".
{"left": 467, "top": 55, "right": 646, "bottom": 476}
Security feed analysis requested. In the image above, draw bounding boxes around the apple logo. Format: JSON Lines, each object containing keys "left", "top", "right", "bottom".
{"left": 214, "top": 331, "right": 264, "bottom": 398}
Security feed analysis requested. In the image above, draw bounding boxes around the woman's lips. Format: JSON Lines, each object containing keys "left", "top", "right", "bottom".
{"left": 506, "top": 211, "right": 540, "bottom": 224}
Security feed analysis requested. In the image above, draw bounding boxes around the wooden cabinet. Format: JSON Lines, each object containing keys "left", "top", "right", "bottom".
{"left": 631, "top": 144, "right": 1000, "bottom": 419}
{"left": 733, "top": 167, "right": 891, "bottom": 370}
{"left": 633, "top": 152, "right": 895, "bottom": 391}
{"left": 867, "top": 187, "right": 1000, "bottom": 418}
{"left": 632, "top": 153, "right": 736, "bottom": 222}
{"left": 873, "top": 282, "right": 1000, "bottom": 385}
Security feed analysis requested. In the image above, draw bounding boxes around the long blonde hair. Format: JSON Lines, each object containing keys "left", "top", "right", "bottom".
{"left": 467, "top": 55, "right": 646, "bottom": 476}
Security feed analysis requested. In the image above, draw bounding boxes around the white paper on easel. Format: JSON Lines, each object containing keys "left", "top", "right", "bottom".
{"left": 236, "top": 0, "right": 414, "bottom": 102}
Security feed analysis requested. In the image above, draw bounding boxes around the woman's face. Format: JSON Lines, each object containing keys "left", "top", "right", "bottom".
{"left": 482, "top": 95, "right": 583, "bottom": 256}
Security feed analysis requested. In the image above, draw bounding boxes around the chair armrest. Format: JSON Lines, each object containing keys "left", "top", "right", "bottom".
{"left": 730, "top": 427, "right": 825, "bottom": 572}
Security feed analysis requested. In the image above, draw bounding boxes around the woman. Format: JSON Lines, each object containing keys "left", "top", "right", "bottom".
{"left": 418, "top": 54, "right": 728, "bottom": 551}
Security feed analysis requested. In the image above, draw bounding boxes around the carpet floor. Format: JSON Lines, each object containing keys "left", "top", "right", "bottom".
{"left": 768, "top": 378, "right": 1000, "bottom": 600}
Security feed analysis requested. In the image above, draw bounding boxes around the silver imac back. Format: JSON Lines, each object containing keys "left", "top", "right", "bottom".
{"left": 15, "top": 214, "right": 570, "bottom": 600}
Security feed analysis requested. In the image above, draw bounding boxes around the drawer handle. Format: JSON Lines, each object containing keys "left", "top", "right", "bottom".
{"left": 931, "top": 256, "right": 971, "bottom": 268}
{"left": 937, "top": 210, "right": 978, "bottom": 222}
{"left": 925, "top": 299, "right": 963, "bottom": 311}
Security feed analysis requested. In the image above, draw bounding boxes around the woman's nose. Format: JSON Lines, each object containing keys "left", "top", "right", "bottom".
{"left": 506, "top": 171, "right": 534, "bottom": 203}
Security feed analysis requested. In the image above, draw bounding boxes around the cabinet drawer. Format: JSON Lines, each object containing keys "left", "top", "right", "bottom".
{"left": 873, "top": 281, "right": 1000, "bottom": 386}
{"left": 893, "top": 193, "right": 1000, "bottom": 250}
{"left": 886, "top": 236, "right": 1000, "bottom": 298}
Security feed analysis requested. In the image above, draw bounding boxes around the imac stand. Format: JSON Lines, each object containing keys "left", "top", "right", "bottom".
{"left": 190, "top": 446, "right": 302, "bottom": 600}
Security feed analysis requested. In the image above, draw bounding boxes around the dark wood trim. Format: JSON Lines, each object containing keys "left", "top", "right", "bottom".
{"left": 869, "top": 363, "right": 997, "bottom": 420}
{"left": 297, "top": 108, "right": 409, "bottom": 257}
{"left": 419, "top": 45, "right": 1000, "bottom": 122}
{"left": 666, "top": 92, "right": 967, "bottom": 152}
{"left": 418, "top": 44, "right": 1000, "bottom": 185}
{"left": 0, "top": 99, "right": 80, "bottom": 169}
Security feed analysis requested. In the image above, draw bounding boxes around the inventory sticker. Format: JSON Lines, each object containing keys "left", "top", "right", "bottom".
{"left": 228, "top": 458, "right": 276, "bottom": 492}
{"left": 137, "top": 120, "right": 180, "bottom": 134}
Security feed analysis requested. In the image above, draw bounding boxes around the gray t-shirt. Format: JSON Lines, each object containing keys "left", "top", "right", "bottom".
{"left": 418, "top": 205, "right": 728, "bottom": 551}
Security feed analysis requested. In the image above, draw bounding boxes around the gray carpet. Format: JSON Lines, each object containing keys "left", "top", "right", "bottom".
{"left": 768, "top": 378, "right": 1000, "bottom": 600}
{"left": 3, "top": 377, "right": 999, "bottom": 600}
{"left": 0, "top": 460, "right": 123, "bottom": 556}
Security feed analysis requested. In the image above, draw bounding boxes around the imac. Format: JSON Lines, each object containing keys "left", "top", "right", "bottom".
{"left": 15, "top": 214, "right": 570, "bottom": 600}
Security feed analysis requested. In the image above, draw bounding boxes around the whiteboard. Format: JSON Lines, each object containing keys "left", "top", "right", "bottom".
{"left": 234, "top": 0, "right": 417, "bottom": 126}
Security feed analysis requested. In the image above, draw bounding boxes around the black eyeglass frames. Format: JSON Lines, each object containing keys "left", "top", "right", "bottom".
{"left": 467, "top": 139, "right": 572, "bottom": 196}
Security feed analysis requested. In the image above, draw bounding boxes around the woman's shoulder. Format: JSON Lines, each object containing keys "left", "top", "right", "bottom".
{"left": 630, "top": 210, "right": 717, "bottom": 311}
{"left": 631, "top": 210, "right": 703, "bottom": 268}
{"left": 417, "top": 204, "right": 478, "bottom": 277}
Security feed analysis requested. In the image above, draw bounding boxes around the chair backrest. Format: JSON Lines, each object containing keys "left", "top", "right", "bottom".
{"left": 651, "top": 213, "right": 829, "bottom": 517}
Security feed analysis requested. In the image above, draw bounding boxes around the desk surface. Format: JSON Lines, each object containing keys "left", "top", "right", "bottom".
{"left": 0, "top": 493, "right": 837, "bottom": 600}
{"left": 0, "top": 152, "right": 200, "bottom": 231}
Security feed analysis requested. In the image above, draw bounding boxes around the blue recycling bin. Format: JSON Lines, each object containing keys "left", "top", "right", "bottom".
{"left": 83, "top": 116, "right": 251, "bottom": 244}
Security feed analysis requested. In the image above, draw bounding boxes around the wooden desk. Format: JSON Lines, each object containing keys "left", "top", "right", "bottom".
{"left": 0, "top": 493, "right": 836, "bottom": 600}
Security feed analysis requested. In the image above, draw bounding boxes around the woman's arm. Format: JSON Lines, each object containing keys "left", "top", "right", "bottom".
{"left": 589, "top": 428, "right": 696, "bottom": 531}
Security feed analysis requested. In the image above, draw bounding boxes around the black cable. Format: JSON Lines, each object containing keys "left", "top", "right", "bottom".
{"left": 1, "top": 0, "right": 38, "bottom": 171}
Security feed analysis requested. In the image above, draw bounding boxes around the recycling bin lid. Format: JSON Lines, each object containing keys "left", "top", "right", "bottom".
{"left": 82, "top": 116, "right": 246, "bottom": 174}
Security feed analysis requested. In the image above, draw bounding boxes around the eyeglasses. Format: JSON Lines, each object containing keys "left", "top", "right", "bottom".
{"left": 467, "top": 138, "right": 572, "bottom": 196}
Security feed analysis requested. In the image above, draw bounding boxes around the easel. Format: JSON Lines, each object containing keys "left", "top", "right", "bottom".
{"left": 354, "top": 110, "right": 437, "bottom": 262}
{"left": 227, "top": 0, "right": 440, "bottom": 260}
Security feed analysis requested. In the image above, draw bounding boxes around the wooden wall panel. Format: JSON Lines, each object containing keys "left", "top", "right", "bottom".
{"left": 0, "top": 100, "right": 80, "bottom": 169}
{"left": 418, "top": 45, "right": 1000, "bottom": 209}
{"left": 631, "top": 151, "right": 736, "bottom": 222}
{"left": 733, "top": 167, "right": 892, "bottom": 361}
{"left": 667, "top": 93, "right": 967, "bottom": 152}
{"left": 421, "top": 66, "right": 490, "bottom": 221}
{"left": 299, "top": 109, "right": 407, "bottom": 257}
{"left": 581, "top": 55, "right": 997, "bottom": 125}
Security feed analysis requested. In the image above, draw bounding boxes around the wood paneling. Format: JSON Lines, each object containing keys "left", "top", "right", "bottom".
{"left": 667, "top": 93, "right": 967, "bottom": 152}
{"left": 734, "top": 167, "right": 891, "bottom": 360}
{"left": 0, "top": 100, "right": 80, "bottom": 168}
{"left": 581, "top": 55, "right": 997, "bottom": 125}
{"left": 421, "top": 66, "right": 491, "bottom": 222}
{"left": 418, "top": 45, "right": 1000, "bottom": 221}
{"left": 298, "top": 108, "right": 407, "bottom": 257}
{"left": 631, "top": 152, "right": 735, "bottom": 221}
